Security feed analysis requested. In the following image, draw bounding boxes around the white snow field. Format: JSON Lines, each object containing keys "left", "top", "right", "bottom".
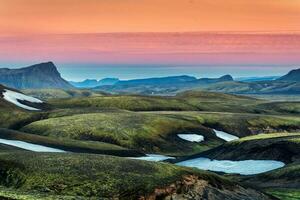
{"left": 176, "top": 157, "right": 285, "bottom": 175}
{"left": 177, "top": 134, "right": 204, "bottom": 142}
{"left": 0, "top": 138, "right": 65, "bottom": 152}
{"left": 213, "top": 129, "right": 239, "bottom": 142}
{"left": 2, "top": 89, "right": 43, "bottom": 111}
{"left": 132, "top": 154, "right": 175, "bottom": 162}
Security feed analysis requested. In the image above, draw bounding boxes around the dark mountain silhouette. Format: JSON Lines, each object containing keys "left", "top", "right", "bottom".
{"left": 278, "top": 68, "right": 300, "bottom": 82}
{"left": 0, "top": 62, "right": 73, "bottom": 89}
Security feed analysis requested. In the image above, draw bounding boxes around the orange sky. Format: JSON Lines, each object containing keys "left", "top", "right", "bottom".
{"left": 0, "top": 0, "right": 300, "bottom": 33}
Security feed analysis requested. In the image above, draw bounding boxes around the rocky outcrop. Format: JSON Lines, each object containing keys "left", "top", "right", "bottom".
{"left": 141, "top": 175, "right": 274, "bottom": 200}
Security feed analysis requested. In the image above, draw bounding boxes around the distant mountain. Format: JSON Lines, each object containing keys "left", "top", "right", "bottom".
{"left": 0, "top": 62, "right": 73, "bottom": 89}
{"left": 236, "top": 76, "right": 280, "bottom": 82}
{"left": 70, "top": 79, "right": 98, "bottom": 88}
{"left": 277, "top": 68, "right": 300, "bottom": 82}
{"left": 116, "top": 75, "right": 197, "bottom": 85}
{"left": 70, "top": 78, "right": 119, "bottom": 88}
{"left": 203, "top": 81, "right": 300, "bottom": 95}
{"left": 99, "top": 78, "right": 120, "bottom": 85}
{"left": 196, "top": 75, "right": 233, "bottom": 84}
{"left": 94, "top": 75, "right": 234, "bottom": 95}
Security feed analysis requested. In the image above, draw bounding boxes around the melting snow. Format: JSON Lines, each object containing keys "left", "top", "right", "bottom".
{"left": 176, "top": 157, "right": 285, "bottom": 175}
{"left": 0, "top": 138, "right": 65, "bottom": 152}
{"left": 213, "top": 129, "right": 239, "bottom": 142}
{"left": 177, "top": 134, "right": 204, "bottom": 142}
{"left": 132, "top": 154, "right": 175, "bottom": 162}
{"left": 2, "top": 89, "right": 43, "bottom": 111}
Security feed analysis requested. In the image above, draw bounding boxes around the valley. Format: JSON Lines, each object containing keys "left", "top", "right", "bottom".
{"left": 0, "top": 79, "right": 299, "bottom": 199}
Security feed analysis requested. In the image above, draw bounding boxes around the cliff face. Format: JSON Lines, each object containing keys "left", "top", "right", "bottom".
{"left": 142, "top": 175, "right": 273, "bottom": 200}
{"left": 0, "top": 62, "right": 73, "bottom": 89}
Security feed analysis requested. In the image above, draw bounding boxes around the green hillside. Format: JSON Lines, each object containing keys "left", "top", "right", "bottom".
{"left": 0, "top": 152, "right": 272, "bottom": 200}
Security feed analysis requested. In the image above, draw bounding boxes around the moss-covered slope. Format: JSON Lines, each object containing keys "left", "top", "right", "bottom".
{"left": 21, "top": 111, "right": 222, "bottom": 156}
{"left": 0, "top": 152, "right": 273, "bottom": 200}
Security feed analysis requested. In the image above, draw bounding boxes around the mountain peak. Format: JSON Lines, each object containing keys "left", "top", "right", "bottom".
{"left": 27, "top": 62, "right": 57, "bottom": 72}
{"left": 219, "top": 75, "right": 234, "bottom": 81}
{"left": 278, "top": 68, "right": 300, "bottom": 82}
{"left": 0, "top": 62, "right": 73, "bottom": 89}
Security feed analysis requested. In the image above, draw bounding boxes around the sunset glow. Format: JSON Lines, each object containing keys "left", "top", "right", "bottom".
{"left": 0, "top": 0, "right": 300, "bottom": 78}
{"left": 1, "top": 0, "right": 300, "bottom": 33}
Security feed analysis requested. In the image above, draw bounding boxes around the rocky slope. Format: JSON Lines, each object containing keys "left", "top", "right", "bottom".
{"left": 278, "top": 68, "right": 300, "bottom": 82}
{"left": 0, "top": 62, "right": 72, "bottom": 89}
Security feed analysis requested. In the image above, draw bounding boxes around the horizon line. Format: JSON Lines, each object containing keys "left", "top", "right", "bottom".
{"left": 2, "top": 30, "right": 300, "bottom": 36}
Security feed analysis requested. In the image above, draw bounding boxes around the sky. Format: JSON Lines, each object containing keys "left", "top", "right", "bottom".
{"left": 0, "top": 0, "right": 300, "bottom": 80}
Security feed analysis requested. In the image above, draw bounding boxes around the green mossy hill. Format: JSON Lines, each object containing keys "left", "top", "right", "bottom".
{"left": 175, "top": 90, "right": 266, "bottom": 113}
{"left": 0, "top": 143, "right": 25, "bottom": 152}
{"left": 256, "top": 101, "right": 300, "bottom": 115}
{"left": 151, "top": 111, "right": 300, "bottom": 137}
{"left": 47, "top": 90, "right": 263, "bottom": 113}
{"left": 48, "top": 90, "right": 300, "bottom": 114}
{"left": 242, "top": 162, "right": 300, "bottom": 190}
{"left": 176, "top": 90, "right": 256, "bottom": 100}
{"left": 0, "top": 128, "right": 143, "bottom": 157}
{"left": 0, "top": 153, "right": 272, "bottom": 200}
{"left": 197, "top": 133, "right": 300, "bottom": 163}
{"left": 22, "top": 88, "right": 106, "bottom": 100}
{"left": 48, "top": 95, "right": 197, "bottom": 111}
{"left": 21, "top": 111, "right": 222, "bottom": 156}
{"left": 0, "top": 99, "right": 47, "bottom": 129}
{"left": 178, "top": 91, "right": 300, "bottom": 114}
{"left": 267, "top": 188, "right": 300, "bottom": 200}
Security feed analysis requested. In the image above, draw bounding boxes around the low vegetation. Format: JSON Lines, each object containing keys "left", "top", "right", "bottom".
{"left": 149, "top": 111, "right": 300, "bottom": 136}
{"left": 48, "top": 95, "right": 197, "bottom": 111}
{"left": 21, "top": 111, "right": 222, "bottom": 156}
{"left": 48, "top": 90, "right": 300, "bottom": 115}
{"left": 240, "top": 162, "right": 300, "bottom": 198}
{"left": 0, "top": 128, "right": 143, "bottom": 156}
{"left": 1, "top": 88, "right": 300, "bottom": 199}
{"left": 0, "top": 99, "right": 46, "bottom": 129}
{"left": 267, "top": 188, "right": 300, "bottom": 200}
{"left": 193, "top": 132, "right": 300, "bottom": 163}
{"left": 22, "top": 88, "right": 106, "bottom": 100}
{"left": 0, "top": 152, "right": 272, "bottom": 200}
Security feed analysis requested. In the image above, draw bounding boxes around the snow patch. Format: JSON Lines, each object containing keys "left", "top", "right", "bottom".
{"left": 176, "top": 157, "right": 285, "bottom": 175}
{"left": 0, "top": 138, "right": 65, "bottom": 152}
{"left": 213, "top": 129, "right": 239, "bottom": 142}
{"left": 132, "top": 154, "right": 175, "bottom": 162}
{"left": 2, "top": 89, "right": 43, "bottom": 111}
{"left": 177, "top": 134, "right": 204, "bottom": 142}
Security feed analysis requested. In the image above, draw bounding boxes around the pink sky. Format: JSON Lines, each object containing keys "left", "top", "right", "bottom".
{"left": 1, "top": 32, "right": 300, "bottom": 66}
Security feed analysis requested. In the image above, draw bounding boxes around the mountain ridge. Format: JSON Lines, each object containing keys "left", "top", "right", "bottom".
{"left": 0, "top": 62, "right": 73, "bottom": 89}
{"left": 278, "top": 68, "right": 300, "bottom": 82}
{"left": 70, "top": 78, "right": 119, "bottom": 88}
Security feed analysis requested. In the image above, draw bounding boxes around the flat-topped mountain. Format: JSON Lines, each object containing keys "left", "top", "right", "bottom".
{"left": 278, "top": 68, "right": 300, "bottom": 82}
{"left": 0, "top": 62, "right": 73, "bottom": 89}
